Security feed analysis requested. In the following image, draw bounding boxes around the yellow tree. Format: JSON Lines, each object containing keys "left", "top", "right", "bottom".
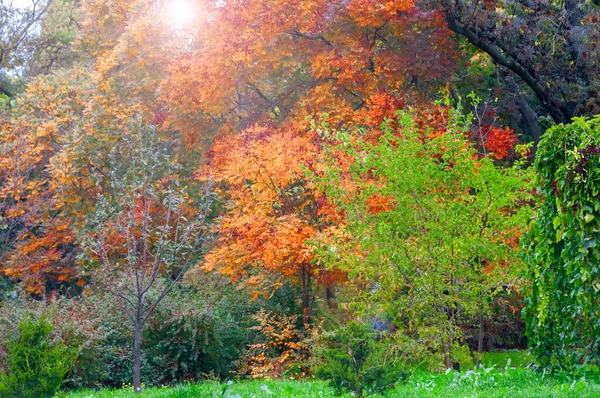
{"left": 0, "top": 0, "right": 194, "bottom": 295}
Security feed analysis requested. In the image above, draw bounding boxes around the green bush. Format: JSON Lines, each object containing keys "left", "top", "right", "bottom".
{"left": 0, "top": 314, "right": 77, "bottom": 398}
{"left": 316, "top": 320, "right": 408, "bottom": 397}
{"left": 64, "top": 275, "right": 255, "bottom": 389}
{"left": 143, "top": 282, "right": 249, "bottom": 384}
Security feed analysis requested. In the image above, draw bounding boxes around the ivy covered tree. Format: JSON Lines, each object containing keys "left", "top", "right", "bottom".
{"left": 524, "top": 115, "right": 600, "bottom": 372}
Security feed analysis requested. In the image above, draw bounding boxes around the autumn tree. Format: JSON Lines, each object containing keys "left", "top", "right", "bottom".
{"left": 203, "top": 124, "right": 344, "bottom": 328}
{"left": 82, "top": 119, "right": 213, "bottom": 392}
{"left": 0, "top": 69, "right": 93, "bottom": 296}
{"left": 315, "top": 110, "right": 533, "bottom": 368}
{"left": 163, "top": 0, "right": 461, "bottom": 330}
{"left": 0, "top": 0, "right": 193, "bottom": 296}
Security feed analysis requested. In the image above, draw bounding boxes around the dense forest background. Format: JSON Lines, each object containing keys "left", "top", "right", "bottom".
{"left": 0, "top": 0, "right": 599, "bottom": 395}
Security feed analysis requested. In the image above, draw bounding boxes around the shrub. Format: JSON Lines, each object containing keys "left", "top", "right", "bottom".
{"left": 0, "top": 314, "right": 77, "bottom": 398}
{"left": 238, "top": 309, "right": 307, "bottom": 379}
{"left": 65, "top": 274, "right": 254, "bottom": 388}
{"left": 316, "top": 320, "right": 408, "bottom": 397}
{"left": 143, "top": 282, "right": 249, "bottom": 384}
{"left": 63, "top": 292, "right": 133, "bottom": 389}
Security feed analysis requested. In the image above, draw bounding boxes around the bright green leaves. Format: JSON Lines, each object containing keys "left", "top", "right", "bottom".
{"left": 524, "top": 115, "right": 600, "bottom": 373}
{"left": 315, "top": 110, "right": 533, "bottom": 368}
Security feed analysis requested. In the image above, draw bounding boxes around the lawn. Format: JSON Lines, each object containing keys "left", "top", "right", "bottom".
{"left": 57, "top": 366, "right": 600, "bottom": 398}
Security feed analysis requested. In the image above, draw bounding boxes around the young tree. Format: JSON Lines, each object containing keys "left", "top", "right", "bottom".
{"left": 316, "top": 109, "right": 533, "bottom": 368}
{"left": 82, "top": 119, "right": 213, "bottom": 392}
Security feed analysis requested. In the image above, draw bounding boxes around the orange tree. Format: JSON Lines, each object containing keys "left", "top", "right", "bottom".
{"left": 161, "top": 0, "right": 459, "bottom": 138}
{"left": 0, "top": 69, "right": 93, "bottom": 295}
{"left": 202, "top": 124, "right": 344, "bottom": 328}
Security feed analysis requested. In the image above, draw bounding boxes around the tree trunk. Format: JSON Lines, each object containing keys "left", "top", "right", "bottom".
{"left": 133, "top": 320, "right": 142, "bottom": 393}
{"left": 476, "top": 312, "right": 485, "bottom": 368}
{"left": 444, "top": 310, "right": 456, "bottom": 369}
{"left": 325, "top": 281, "right": 336, "bottom": 309}
{"left": 516, "top": 94, "right": 542, "bottom": 157}
{"left": 301, "top": 265, "right": 312, "bottom": 329}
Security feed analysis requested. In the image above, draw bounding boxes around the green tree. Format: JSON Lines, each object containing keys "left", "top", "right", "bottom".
{"left": 315, "top": 109, "right": 533, "bottom": 368}
{"left": 0, "top": 0, "right": 52, "bottom": 81}
{"left": 524, "top": 115, "right": 600, "bottom": 372}
{"left": 441, "top": 0, "right": 600, "bottom": 147}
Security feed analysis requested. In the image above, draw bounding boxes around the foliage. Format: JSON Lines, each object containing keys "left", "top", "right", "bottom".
{"left": 239, "top": 309, "right": 307, "bottom": 379}
{"left": 479, "top": 350, "right": 532, "bottom": 369}
{"left": 464, "top": 291, "right": 527, "bottom": 354}
{"left": 59, "top": 291, "right": 136, "bottom": 389}
{"left": 0, "top": 274, "right": 15, "bottom": 301}
{"left": 60, "top": 275, "right": 252, "bottom": 389}
{"left": 0, "top": 313, "right": 76, "bottom": 398}
{"left": 0, "top": 68, "right": 94, "bottom": 295}
{"left": 316, "top": 320, "right": 408, "bottom": 397}
{"left": 0, "top": 0, "right": 189, "bottom": 296}
{"left": 1, "top": 0, "right": 597, "bottom": 386}
{"left": 143, "top": 278, "right": 251, "bottom": 385}
{"left": 314, "top": 109, "right": 533, "bottom": 368}
{"left": 202, "top": 124, "right": 347, "bottom": 328}
{"left": 0, "top": 0, "right": 51, "bottom": 76}
{"left": 524, "top": 115, "right": 600, "bottom": 373}
{"left": 0, "top": 294, "right": 118, "bottom": 390}
{"left": 26, "top": 0, "right": 83, "bottom": 77}
{"left": 0, "top": 276, "right": 255, "bottom": 390}
{"left": 163, "top": 0, "right": 458, "bottom": 140}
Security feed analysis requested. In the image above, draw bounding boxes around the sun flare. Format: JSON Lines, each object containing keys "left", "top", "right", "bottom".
{"left": 165, "top": 0, "right": 196, "bottom": 28}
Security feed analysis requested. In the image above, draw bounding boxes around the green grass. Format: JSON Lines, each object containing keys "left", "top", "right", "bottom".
{"left": 57, "top": 367, "right": 600, "bottom": 398}
{"left": 479, "top": 349, "right": 533, "bottom": 368}
{"left": 56, "top": 380, "right": 333, "bottom": 398}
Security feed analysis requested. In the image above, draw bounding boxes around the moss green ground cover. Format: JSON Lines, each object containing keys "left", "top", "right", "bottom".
{"left": 57, "top": 368, "right": 600, "bottom": 398}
